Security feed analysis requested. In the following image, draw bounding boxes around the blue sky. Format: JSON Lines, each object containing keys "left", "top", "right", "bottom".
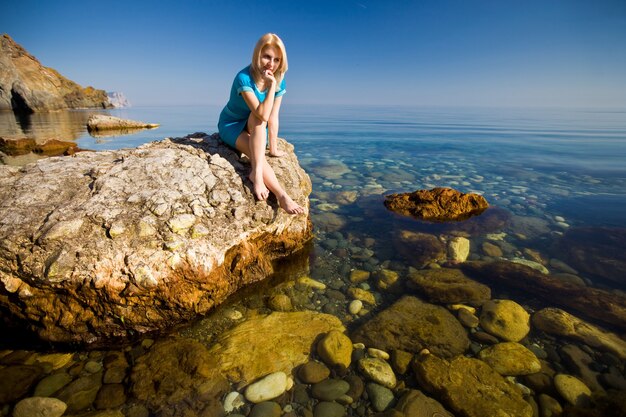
{"left": 3, "top": 0, "right": 626, "bottom": 108}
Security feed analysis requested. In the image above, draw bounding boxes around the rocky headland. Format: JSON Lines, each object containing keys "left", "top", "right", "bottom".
{"left": 0, "top": 34, "right": 111, "bottom": 112}
{"left": 0, "top": 133, "right": 312, "bottom": 344}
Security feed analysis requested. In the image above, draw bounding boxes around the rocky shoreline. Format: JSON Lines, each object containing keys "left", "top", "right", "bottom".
{"left": 0, "top": 129, "right": 624, "bottom": 416}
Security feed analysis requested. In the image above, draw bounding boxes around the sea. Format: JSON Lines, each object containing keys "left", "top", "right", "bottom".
{"left": 0, "top": 104, "right": 625, "bottom": 414}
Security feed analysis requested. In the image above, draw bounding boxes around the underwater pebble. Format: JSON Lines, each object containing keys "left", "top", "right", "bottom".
{"left": 349, "top": 300, "right": 363, "bottom": 315}
{"left": 245, "top": 372, "right": 288, "bottom": 403}
{"left": 223, "top": 391, "right": 245, "bottom": 413}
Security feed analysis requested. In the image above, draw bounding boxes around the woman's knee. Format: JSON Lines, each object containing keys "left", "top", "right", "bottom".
{"left": 247, "top": 113, "right": 267, "bottom": 131}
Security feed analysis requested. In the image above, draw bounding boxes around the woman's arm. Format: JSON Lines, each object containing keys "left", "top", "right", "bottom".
{"left": 241, "top": 71, "right": 277, "bottom": 122}
{"left": 268, "top": 95, "right": 283, "bottom": 156}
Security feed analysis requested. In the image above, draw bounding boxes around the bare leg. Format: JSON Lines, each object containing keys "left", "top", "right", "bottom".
{"left": 239, "top": 113, "right": 269, "bottom": 200}
{"left": 234, "top": 115, "right": 305, "bottom": 214}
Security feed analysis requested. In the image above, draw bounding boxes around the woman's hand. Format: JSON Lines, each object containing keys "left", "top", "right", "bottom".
{"left": 262, "top": 69, "right": 277, "bottom": 86}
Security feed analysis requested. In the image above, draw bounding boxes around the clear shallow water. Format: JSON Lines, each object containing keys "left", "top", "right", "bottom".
{"left": 0, "top": 105, "right": 625, "bottom": 414}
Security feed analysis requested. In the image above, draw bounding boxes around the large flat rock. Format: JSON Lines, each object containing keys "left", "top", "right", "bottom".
{"left": 0, "top": 134, "right": 312, "bottom": 344}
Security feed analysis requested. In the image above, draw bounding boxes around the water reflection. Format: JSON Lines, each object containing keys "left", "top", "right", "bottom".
{"left": 0, "top": 109, "right": 98, "bottom": 143}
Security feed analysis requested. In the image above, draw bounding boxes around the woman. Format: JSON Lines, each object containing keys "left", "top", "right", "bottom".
{"left": 218, "top": 33, "right": 305, "bottom": 215}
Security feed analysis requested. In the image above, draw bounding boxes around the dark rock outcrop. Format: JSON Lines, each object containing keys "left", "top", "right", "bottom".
{"left": 0, "top": 34, "right": 110, "bottom": 112}
{"left": 384, "top": 187, "right": 489, "bottom": 222}
{"left": 0, "top": 134, "right": 312, "bottom": 344}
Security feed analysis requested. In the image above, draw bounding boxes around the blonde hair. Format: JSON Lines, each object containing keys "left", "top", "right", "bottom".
{"left": 251, "top": 33, "right": 288, "bottom": 86}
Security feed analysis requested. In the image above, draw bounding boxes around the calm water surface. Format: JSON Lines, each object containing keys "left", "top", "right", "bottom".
{"left": 0, "top": 105, "right": 625, "bottom": 413}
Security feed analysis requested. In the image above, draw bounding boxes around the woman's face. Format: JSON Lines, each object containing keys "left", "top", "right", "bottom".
{"left": 260, "top": 46, "right": 281, "bottom": 74}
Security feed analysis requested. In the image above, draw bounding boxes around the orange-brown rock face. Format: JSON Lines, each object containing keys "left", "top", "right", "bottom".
{"left": 0, "top": 34, "right": 111, "bottom": 112}
{"left": 384, "top": 187, "right": 489, "bottom": 222}
{"left": 0, "top": 134, "right": 312, "bottom": 345}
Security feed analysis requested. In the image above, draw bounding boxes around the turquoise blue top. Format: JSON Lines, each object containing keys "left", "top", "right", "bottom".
{"left": 218, "top": 65, "right": 286, "bottom": 148}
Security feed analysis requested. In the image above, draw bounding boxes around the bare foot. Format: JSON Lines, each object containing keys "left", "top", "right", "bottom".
{"left": 278, "top": 194, "right": 305, "bottom": 214}
{"left": 268, "top": 149, "right": 285, "bottom": 157}
{"left": 249, "top": 173, "right": 269, "bottom": 201}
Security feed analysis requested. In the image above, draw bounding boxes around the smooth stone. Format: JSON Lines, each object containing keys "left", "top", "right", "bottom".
{"left": 0, "top": 365, "right": 44, "bottom": 404}
{"left": 85, "top": 360, "right": 103, "bottom": 374}
{"left": 223, "top": 391, "right": 245, "bottom": 413}
{"left": 394, "top": 389, "right": 454, "bottom": 417}
{"left": 313, "top": 401, "right": 346, "bottom": 417}
{"left": 347, "top": 287, "right": 376, "bottom": 305}
{"left": 480, "top": 299, "right": 530, "bottom": 342}
{"left": 13, "top": 397, "right": 67, "bottom": 417}
{"left": 297, "top": 276, "right": 327, "bottom": 290}
{"left": 250, "top": 401, "right": 282, "bottom": 417}
{"left": 554, "top": 374, "right": 591, "bottom": 406}
{"left": 511, "top": 258, "right": 549, "bottom": 274}
{"left": 54, "top": 371, "right": 103, "bottom": 412}
{"left": 482, "top": 241, "right": 503, "bottom": 257}
{"left": 458, "top": 307, "right": 480, "bottom": 328}
{"left": 268, "top": 294, "right": 293, "bottom": 312}
{"left": 311, "top": 379, "right": 350, "bottom": 401}
{"left": 358, "top": 358, "right": 396, "bottom": 389}
{"left": 34, "top": 372, "right": 73, "bottom": 397}
{"left": 366, "top": 383, "right": 395, "bottom": 412}
{"left": 408, "top": 268, "right": 491, "bottom": 306}
{"left": 478, "top": 342, "right": 542, "bottom": 375}
{"left": 390, "top": 350, "right": 413, "bottom": 375}
{"left": 317, "top": 330, "right": 353, "bottom": 370}
{"left": 538, "top": 393, "right": 563, "bottom": 417}
{"left": 367, "top": 348, "right": 390, "bottom": 360}
{"left": 298, "top": 361, "right": 330, "bottom": 384}
{"left": 32, "top": 353, "right": 74, "bottom": 370}
{"left": 348, "top": 300, "right": 363, "bottom": 315}
{"left": 350, "top": 270, "right": 370, "bottom": 283}
{"left": 344, "top": 375, "right": 365, "bottom": 401}
{"left": 244, "top": 372, "right": 288, "bottom": 403}
{"left": 95, "top": 383, "right": 126, "bottom": 409}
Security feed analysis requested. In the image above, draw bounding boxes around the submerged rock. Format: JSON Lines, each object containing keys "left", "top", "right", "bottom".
{"left": 393, "top": 230, "right": 446, "bottom": 268}
{"left": 408, "top": 267, "right": 491, "bottom": 306}
{"left": 532, "top": 308, "right": 626, "bottom": 360}
{"left": 86, "top": 114, "right": 159, "bottom": 132}
{"left": 351, "top": 296, "right": 469, "bottom": 358}
{"left": 207, "top": 311, "right": 344, "bottom": 385}
{"left": 0, "top": 134, "right": 312, "bottom": 344}
{"left": 461, "top": 261, "right": 626, "bottom": 331}
{"left": 480, "top": 299, "right": 531, "bottom": 342}
{"left": 554, "top": 227, "right": 626, "bottom": 289}
{"left": 0, "top": 34, "right": 110, "bottom": 112}
{"left": 384, "top": 187, "right": 489, "bottom": 222}
{"left": 414, "top": 353, "right": 533, "bottom": 417}
{"left": 477, "top": 342, "right": 542, "bottom": 376}
{"left": 130, "top": 337, "right": 229, "bottom": 416}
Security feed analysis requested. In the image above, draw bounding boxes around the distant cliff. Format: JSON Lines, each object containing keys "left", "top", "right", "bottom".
{"left": 0, "top": 34, "right": 111, "bottom": 112}
{"left": 107, "top": 91, "right": 131, "bottom": 108}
